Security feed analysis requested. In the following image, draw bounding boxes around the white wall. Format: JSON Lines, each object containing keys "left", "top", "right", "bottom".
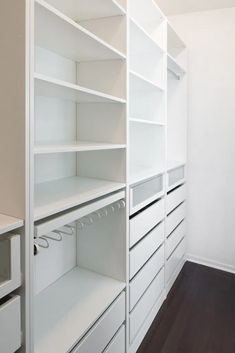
{"left": 170, "top": 8, "right": 235, "bottom": 273}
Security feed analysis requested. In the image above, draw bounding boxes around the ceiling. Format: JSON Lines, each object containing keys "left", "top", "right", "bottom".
{"left": 155, "top": 0, "right": 235, "bottom": 15}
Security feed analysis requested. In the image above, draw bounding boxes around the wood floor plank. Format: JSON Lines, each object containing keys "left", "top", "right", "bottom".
{"left": 137, "top": 261, "right": 235, "bottom": 353}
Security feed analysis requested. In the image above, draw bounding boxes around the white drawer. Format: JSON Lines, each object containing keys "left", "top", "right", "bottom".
{"left": 168, "top": 166, "right": 185, "bottom": 191}
{"left": 130, "top": 199, "right": 164, "bottom": 248}
{"left": 130, "top": 222, "right": 164, "bottom": 279}
{"left": 104, "top": 325, "right": 125, "bottom": 353}
{"left": 166, "top": 221, "right": 186, "bottom": 259}
{"left": 73, "top": 292, "right": 125, "bottom": 353}
{"left": 0, "top": 295, "right": 21, "bottom": 353}
{"left": 166, "top": 238, "right": 186, "bottom": 282}
{"left": 0, "top": 234, "right": 21, "bottom": 299}
{"left": 166, "top": 184, "right": 186, "bottom": 215}
{"left": 130, "top": 245, "right": 164, "bottom": 311}
{"left": 166, "top": 202, "right": 185, "bottom": 236}
{"left": 129, "top": 268, "right": 164, "bottom": 343}
{"left": 130, "top": 175, "right": 164, "bottom": 215}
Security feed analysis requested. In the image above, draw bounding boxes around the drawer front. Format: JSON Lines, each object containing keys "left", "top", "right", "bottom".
{"left": 166, "top": 238, "right": 186, "bottom": 282}
{"left": 0, "top": 234, "right": 21, "bottom": 299}
{"left": 166, "top": 221, "right": 185, "bottom": 259}
{"left": 168, "top": 166, "right": 185, "bottom": 190}
{"left": 73, "top": 292, "right": 125, "bottom": 353}
{"left": 130, "top": 199, "right": 164, "bottom": 248}
{"left": 130, "top": 175, "right": 164, "bottom": 215}
{"left": 130, "top": 222, "right": 164, "bottom": 279}
{"left": 0, "top": 295, "right": 21, "bottom": 353}
{"left": 130, "top": 245, "right": 164, "bottom": 311}
{"left": 166, "top": 202, "right": 185, "bottom": 236}
{"left": 129, "top": 268, "right": 164, "bottom": 343}
{"left": 166, "top": 185, "right": 186, "bottom": 215}
{"left": 104, "top": 325, "right": 125, "bottom": 353}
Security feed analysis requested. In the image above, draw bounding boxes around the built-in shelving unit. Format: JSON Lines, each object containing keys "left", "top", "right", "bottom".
{"left": 0, "top": 2, "right": 188, "bottom": 353}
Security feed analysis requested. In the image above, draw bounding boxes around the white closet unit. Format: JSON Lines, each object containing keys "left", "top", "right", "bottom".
{"left": 0, "top": 1, "right": 187, "bottom": 353}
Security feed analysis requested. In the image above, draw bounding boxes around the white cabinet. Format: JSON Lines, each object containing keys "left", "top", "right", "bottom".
{"left": 166, "top": 238, "right": 186, "bottom": 282}
{"left": 0, "top": 295, "right": 21, "bottom": 353}
{"left": 104, "top": 325, "right": 126, "bottom": 353}
{"left": 166, "top": 184, "right": 186, "bottom": 215}
{"left": 166, "top": 221, "right": 186, "bottom": 259}
{"left": 129, "top": 222, "right": 164, "bottom": 279}
{"left": 0, "top": 234, "right": 21, "bottom": 300}
{"left": 166, "top": 202, "right": 186, "bottom": 236}
{"left": 130, "top": 199, "right": 164, "bottom": 247}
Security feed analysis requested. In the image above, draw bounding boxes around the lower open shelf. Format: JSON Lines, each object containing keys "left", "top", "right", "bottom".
{"left": 35, "top": 176, "right": 125, "bottom": 221}
{"left": 34, "top": 266, "right": 126, "bottom": 353}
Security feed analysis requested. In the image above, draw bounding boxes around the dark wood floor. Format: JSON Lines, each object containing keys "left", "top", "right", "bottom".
{"left": 137, "top": 261, "right": 235, "bottom": 353}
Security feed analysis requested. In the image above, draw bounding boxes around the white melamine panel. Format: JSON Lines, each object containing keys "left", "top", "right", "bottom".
{"left": 130, "top": 124, "right": 165, "bottom": 184}
{"left": 0, "top": 295, "right": 21, "bottom": 353}
{"left": 42, "top": 0, "right": 126, "bottom": 22}
{"left": 129, "top": 268, "right": 164, "bottom": 343}
{"left": 0, "top": 215, "right": 23, "bottom": 236}
{"left": 166, "top": 202, "right": 186, "bottom": 236}
{"left": 104, "top": 325, "right": 125, "bottom": 353}
{"left": 129, "top": 0, "right": 165, "bottom": 50}
{"left": 77, "top": 103, "right": 126, "bottom": 145}
{"left": 77, "top": 60, "right": 126, "bottom": 99}
{"left": 78, "top": 206, "right": 126, "bottom": 282}
{"left": 129, "top": 245, "right": 164, "bottom": 310}
{"left": 35, "top": 0, "right": 125, "bottom": 62}
{"left": 166, "top": 184, "right": 186, "bottom": 215}
{"left": 129, "top": 71, "right": 165, "bottom": 124}
{"left": 0, "top": 235, "right": 21, "bottom": 299}
{"left": 130, "top": 175, "right": 164, "bottom": 214}
{"left": 167, "top": 54, "right": 186, "bottom": 80}
{"left": 35, "top": 176, "right": 125, "bottom": 220}
{"left": 166, "top": 238, "right": 186, "bottom": 282}
{"left": 166, "top": 221, "right": 186, "bottom": 259}
{"left": 34, "top": 141, "right": 126, "bottom": 154}
{"left": 34, "top": 225, "right": 77, "bottom": 294}
{"left": 129, "top": 222, "right": 164, "bottom": 279}
{"left": 34, "top": 268, "right": 125, "bottom": 353}
{"left": 129, "top": 19, "right": 165, "bottom": 87}
{"left": 72, "top": 293, "right": 125, "bottom": 353}
{"left": 167, "top": 22, "right": 186, "bottom": 58}
{"left": 35, "top": 74, "right": 126, "bottom": 104}
{"left": 130, "top": 199, "right": 164, "bottom": 247}
{"left": 80, "top": 15, "right": 126, "bottom": 55}
{"left": 167, "top": 165, "right": 185, "bottom": 190}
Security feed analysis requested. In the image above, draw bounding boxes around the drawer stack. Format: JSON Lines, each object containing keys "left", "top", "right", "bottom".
{"left": 72, "top": 292, "right": 126, "bottom": 353}
{"left": 0, "top": 219, "right": 22, "bottom": 353}
{"left": 129, "top": 197, "right": 165, "bottom": 345}
{"left": 166, "top": 183, "right": 186, "bottom": 289}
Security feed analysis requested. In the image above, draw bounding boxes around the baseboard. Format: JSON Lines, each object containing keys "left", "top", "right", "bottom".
{"left": 187, "top": 254, "right": 235, "bottom": 274}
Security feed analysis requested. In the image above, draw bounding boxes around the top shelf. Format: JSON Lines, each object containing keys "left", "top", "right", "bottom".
{"left": 0, "top": 214, "right": 23, "bottom": 236}
{"left": 35, "top": 0, "right": 126, "bottom": 63}
{"left": 41, "top": 0, "right": 126, "bottom": 22}
{"left": 167, "top": 21, "right": 186, "bottom": 57}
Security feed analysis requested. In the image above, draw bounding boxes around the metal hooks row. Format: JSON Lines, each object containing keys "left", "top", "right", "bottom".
{"left": 34, "top": 199, "right": 126, "bottom": 255}
{"left": 77, "top": 199, "right": 126, "bottom": 230}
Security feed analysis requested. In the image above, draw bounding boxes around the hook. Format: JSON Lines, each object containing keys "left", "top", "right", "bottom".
{"left": 83, "top": 216, "right": 94, "bottom": 226}
{"left": 119, "top": 200, "right": 126, "bottom": 209}
{"left": 77, "top": 220, "right": 84, "bottom": 230}
{"left": 37, "top": 236, "right": 50, "bottom": 248}
{"left": 43, "top": 230, "right": 63, "bottom": 242}
{"left": 60, "top": 225, "right": 75, "bottom": 236}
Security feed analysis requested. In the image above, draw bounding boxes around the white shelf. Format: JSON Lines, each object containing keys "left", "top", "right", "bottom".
{"left": 129, "top": 118, "right": 165, "bottom": 126}
{"left": 129, "top": 70, "right": 164, "bottom": 92}
{"left": 167, "top": 21, "right": 186, "bottom": 54}
{"left": 35, "top": 0, "right": 126, "bottom": 63}
{"left": 0, "top": 214, "right": 23, "bottom": 236}
{"left": 35, "top": 176, "right": 125, "bottom": 220}
{"left": 42, "top": 0, "right": 126, "bottom": 22}
{"left": 34, "top": 266, "right": 125, "bottom": 353}
{"left": 130, "top": 167, "right": 165, "bottom": 186}
{"left": 35, "top": 73, "right": 126, "bottom": 104}
{"left": 129, "top": 17, "right": 164, "bottom": 55}
{"left": 167, "top": 160, "right": 186, "bottom": 172}
{"left": 34, "top": 141, "right": 126, "bottom": 154}
{"left": 167, "top": 54, "right": 186, "bottom": 79}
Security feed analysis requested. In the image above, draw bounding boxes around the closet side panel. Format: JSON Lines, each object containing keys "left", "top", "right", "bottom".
{"left": 0, "top": 0, "right": 28, "bottom": 218}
